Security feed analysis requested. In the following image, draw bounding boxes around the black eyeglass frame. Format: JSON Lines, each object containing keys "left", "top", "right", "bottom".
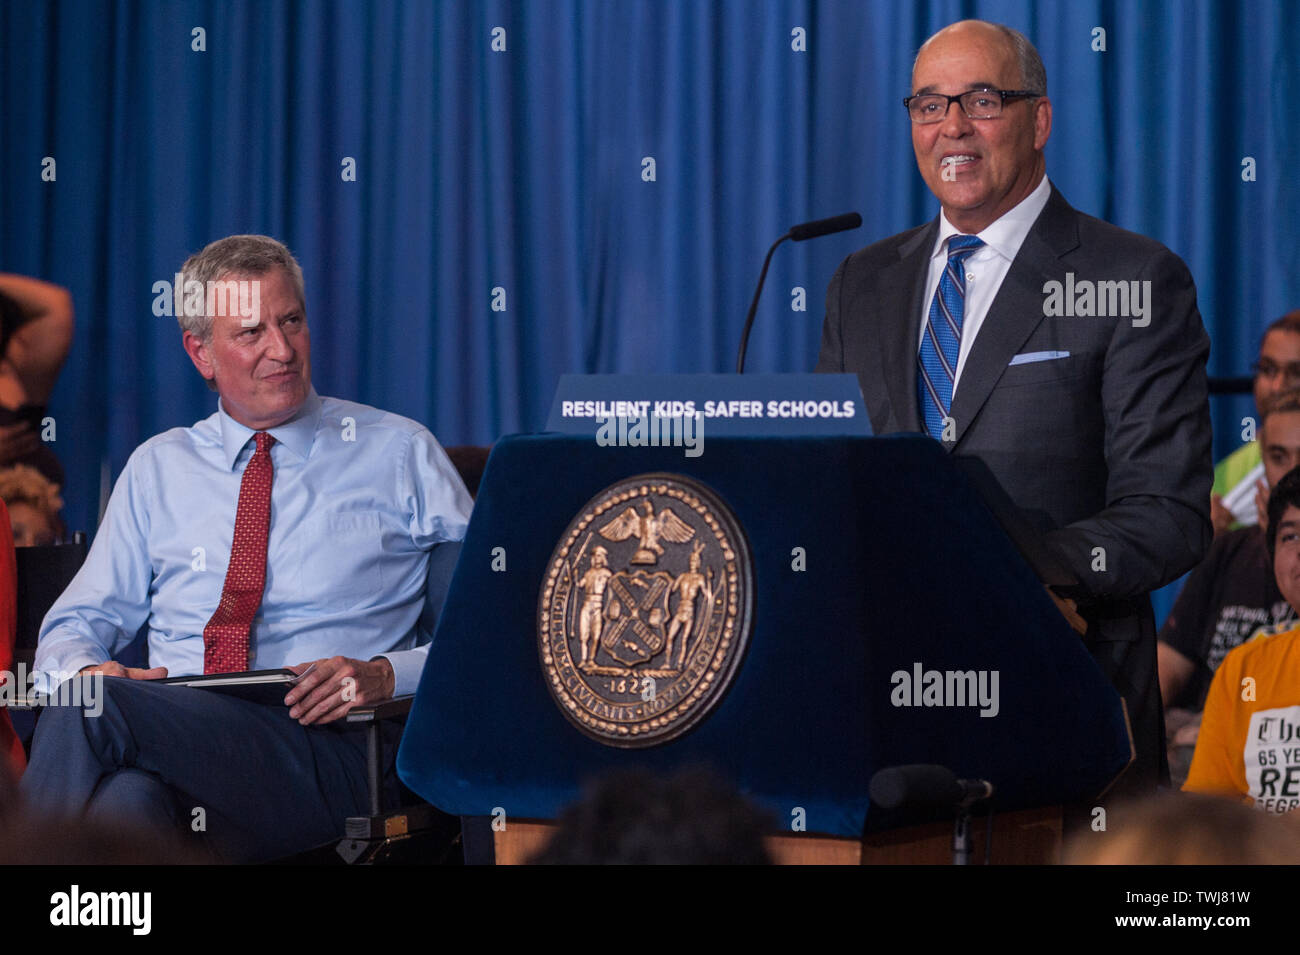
{"left": 902, "top": 89, "right": 1043, "bottom": 123}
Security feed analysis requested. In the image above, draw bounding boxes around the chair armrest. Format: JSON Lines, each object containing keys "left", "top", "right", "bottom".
{"left": 344, "top": 694, "right": 414, "bottom": 724}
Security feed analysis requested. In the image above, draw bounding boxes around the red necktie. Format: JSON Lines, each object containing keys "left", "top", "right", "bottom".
{"left": 203, "top": 431, "right": 275, "bottom": 673}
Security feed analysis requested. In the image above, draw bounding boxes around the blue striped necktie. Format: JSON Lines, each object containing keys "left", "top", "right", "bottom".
{"left": 918, "top": 234, "right": 984, "bottom": 438}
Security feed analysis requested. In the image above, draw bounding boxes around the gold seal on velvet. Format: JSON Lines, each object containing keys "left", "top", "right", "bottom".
{"left": 538, "top": 473, "right": 753, "bottom": 748}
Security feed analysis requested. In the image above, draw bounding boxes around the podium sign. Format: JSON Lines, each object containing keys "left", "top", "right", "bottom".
{"left": 546, "top": 373, "right": 870, "bottom": 437}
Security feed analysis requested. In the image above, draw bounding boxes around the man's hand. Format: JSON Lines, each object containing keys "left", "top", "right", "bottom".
{"left": 1045, "top": 585, "right": 1087, "bottom": 635}
{"left": 1256, "top": 479, "right": 1271, "bottom": 533}
{"left": 1210, "top": 492, "right": 1234, "bottom": 538}
{"left": 284, "top": 656, "right": 395, "bottom": 726}
{"left": 77, "top": 662, "right": 168, "bottom": 679}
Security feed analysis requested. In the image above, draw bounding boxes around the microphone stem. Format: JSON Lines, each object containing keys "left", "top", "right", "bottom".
{"left": 736, "top": 232, "right": 790, "bottom": 374}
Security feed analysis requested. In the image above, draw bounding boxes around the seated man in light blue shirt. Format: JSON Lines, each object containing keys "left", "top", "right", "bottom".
{"left": 23, "top": 235, "right": 473, "bottom": 861}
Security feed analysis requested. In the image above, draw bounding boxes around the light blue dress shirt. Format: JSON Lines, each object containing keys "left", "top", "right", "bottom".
{"left": 32, "top": 389, "right": 473, "bottom": 697}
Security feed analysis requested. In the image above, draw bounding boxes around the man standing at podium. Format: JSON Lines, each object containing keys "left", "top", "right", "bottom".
{"left": 815, "top": 20, "right": 1212, "bottom": 796}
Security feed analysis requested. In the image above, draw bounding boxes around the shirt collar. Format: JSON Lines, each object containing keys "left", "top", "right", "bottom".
{"left": 217, "top": 387, "right": 322, "bottom": 470}
{"left": 933, "top": 173, "right": 1051, "bottom": 263}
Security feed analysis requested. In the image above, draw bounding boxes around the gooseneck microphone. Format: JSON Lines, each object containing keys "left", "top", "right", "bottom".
{"left": 868, "top": 763, "right": 995, "bottom": 865}
{"left": 868, "top": 763, "right": 995, "bottom": 810}
{"left": 788, "top": 212, "right": 864, "bottom": 242}
{"left": 736, "top": 212, "right": 862, "bottom": 373}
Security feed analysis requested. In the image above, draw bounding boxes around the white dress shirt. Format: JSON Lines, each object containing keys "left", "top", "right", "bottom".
{"left": 918, "top": 173, "right": 1052, "bottom": 395}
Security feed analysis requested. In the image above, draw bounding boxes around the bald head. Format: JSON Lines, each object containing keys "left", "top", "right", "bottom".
{"left": 913, "top": 20, "right": 1046, "bottom": 97}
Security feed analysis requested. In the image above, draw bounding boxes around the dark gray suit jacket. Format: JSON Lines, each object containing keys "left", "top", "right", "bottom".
{"left": 816, "top": 184, "right": 1213, "bottom": 793}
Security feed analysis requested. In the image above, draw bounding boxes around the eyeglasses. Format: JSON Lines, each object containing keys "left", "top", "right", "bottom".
{"left": 903, "top": 89, "right": 1042, "bottom": 124}
{"left": 1253, "top": 360, "right": 1300, "bottom": 387}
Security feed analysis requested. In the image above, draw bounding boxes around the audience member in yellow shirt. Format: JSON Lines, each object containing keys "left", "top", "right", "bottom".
{"left": 1186, "top": 466, "right": 1300, "bottom": 811}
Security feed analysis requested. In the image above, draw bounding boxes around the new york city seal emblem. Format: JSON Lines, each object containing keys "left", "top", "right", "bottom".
{"left": 538, "top": 474, "right": 753, "bottom": 747}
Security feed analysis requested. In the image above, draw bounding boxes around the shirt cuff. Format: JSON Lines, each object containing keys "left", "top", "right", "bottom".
{"left": 30, "top": 648, "right": 107, "bottom": 696}
{"left": 374, "top": 645, "right": 429, "bottom": 698}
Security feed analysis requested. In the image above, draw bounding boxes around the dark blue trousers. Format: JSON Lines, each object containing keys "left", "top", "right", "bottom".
{"left": 22, "top": 676, "right": 397, "bottom": 862}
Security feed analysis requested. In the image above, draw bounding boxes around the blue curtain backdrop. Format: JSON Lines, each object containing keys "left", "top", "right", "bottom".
{"left": 2, "top": 0, "right": 1297, "bottom": 582}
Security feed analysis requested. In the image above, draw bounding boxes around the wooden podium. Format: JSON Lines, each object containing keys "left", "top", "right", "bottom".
{"left": 492, "top": 806, "right": 1063, "bottom": 865}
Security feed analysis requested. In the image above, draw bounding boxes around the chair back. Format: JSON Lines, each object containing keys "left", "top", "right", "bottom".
{"left": 14, "top": 532, "right": 87, "bottom": 666}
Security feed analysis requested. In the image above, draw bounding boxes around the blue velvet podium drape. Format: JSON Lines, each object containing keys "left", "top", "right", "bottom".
{"left": 398, "top": 434, "right": 1131, "bottom": 836}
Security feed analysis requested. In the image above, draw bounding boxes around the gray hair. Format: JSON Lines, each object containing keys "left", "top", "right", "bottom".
{"left": 1002, "top": 25, "right": 1047, "bottom": 96}
{"left": 914, "top": 21, "right": 1047, "bottom": 97}
{"left": 176, "top": 234, "right": 306, "bottom": 340}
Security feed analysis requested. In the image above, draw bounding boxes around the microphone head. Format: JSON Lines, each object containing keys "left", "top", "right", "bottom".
{"left": 788, "top": 212, "right": 862, "bottom": 242}
{"left": 869, "top": 763, "right": 962, "bottom": 809}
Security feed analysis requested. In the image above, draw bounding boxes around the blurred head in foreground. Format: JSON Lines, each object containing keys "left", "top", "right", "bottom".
{"left": 1064, "top": 792, "right": 1300, "bottom": 865}
{"left": 0, "top": 463, "right": 63, "bottom": 546}
{"left": 529, "top": 766, "right": 774, "bottom": 865}
{"left": 0, "top": 762, "right": 205, "bottom": 864}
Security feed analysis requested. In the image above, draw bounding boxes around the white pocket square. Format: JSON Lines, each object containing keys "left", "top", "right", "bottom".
{"left": 1009, "top": 350, "right": 1070, "bottom": 366}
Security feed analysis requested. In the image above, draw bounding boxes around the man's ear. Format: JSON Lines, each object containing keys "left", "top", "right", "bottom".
{"left": 1033, "top": 96, "right": 1052, "bottom": 151}
{"left": 182, "top": 330, "right": 216, "bottom": 382}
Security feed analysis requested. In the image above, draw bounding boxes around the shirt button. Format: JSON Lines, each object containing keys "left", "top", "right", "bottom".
{"left": 966, "top": 273, "right": 975, "bottom": 281}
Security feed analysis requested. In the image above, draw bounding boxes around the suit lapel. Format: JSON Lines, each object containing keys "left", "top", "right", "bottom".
{"left": 879, "top": 222, "right": 937, "bottom": 433}
{"left": 947, "top": 186, "right": 1081, "bottom": 447}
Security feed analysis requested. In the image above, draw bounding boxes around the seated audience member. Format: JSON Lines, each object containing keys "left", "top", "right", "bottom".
{"left": 1159, "top": 391, "right": 1300, "bottom": 781}
{"left": 1184, "top": 467, "right": 1300, "bottom": 811}
{"left": 0, "top": 275, "right": 74, "bottom": 487}
{"left": 1064, "top": 792, "right": 1300, "bottom": 864}
{"left": 0, "top": 463, "right": 64, "bottom": 546}
{"left": 529, "top": 767, "right": 774, "bottom": 865}
{"left": 1211, "top": 310, "right": 1300, "bottom": 536}
{"left": 21, "top": 235, "right": 472, "bottom": 862}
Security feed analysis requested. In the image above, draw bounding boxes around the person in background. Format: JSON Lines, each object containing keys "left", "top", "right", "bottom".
{"left": 1184, "top": 466, "right": 1300, "bottom": 811}
{"left": 1211, "top": 310, "right": 1300, "bottom": 536}
{"left": 0, "top": 275, "right": 74, "bottom": 487}
{"left": 1159, "top": 390, "right": 1300, "bottom": 783}
{"left": 0, "top": 463, "right": 64, "bottom": 547}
